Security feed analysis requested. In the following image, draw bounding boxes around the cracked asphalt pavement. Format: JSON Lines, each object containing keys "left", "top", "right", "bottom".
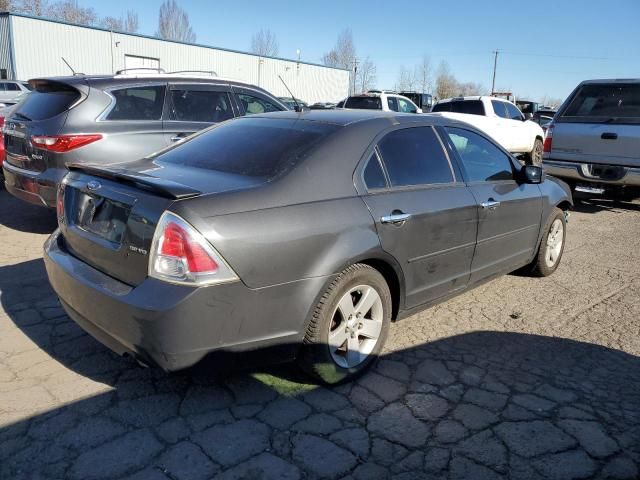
{"left": 1, "top": 185, "right": 639, "bottom": 480}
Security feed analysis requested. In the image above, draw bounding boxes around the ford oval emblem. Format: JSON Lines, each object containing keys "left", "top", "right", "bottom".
{"left": 87, "top": 180, "right": 101, "bottom": 191}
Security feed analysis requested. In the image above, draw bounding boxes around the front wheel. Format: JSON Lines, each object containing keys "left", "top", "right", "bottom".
{"left": 525, "top": 138, "right": 543, "bottom": 166}
{"left": 528, "top": 208, "right": 567, "bottom": 277}
{"left": 298, "top": 264, "right": 391, "bottom": 384}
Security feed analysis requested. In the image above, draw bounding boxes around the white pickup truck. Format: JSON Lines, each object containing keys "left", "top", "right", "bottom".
{"left": 432, "top": 96, "right": 545, "bottom": 165}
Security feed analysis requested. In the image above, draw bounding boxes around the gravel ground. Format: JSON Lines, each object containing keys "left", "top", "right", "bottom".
{"left": 1, "top": 184, "right": 639, "bottom": 480}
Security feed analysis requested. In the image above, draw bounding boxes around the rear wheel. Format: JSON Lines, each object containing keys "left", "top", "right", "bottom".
{"left": 525, "top": 138, "right": 543, "bottom": 166}
{"left": 299, "top": 264, "right": 391, "bottom": 384}
{"left": 528, "top": 208, "right": 566, "bottom": 277}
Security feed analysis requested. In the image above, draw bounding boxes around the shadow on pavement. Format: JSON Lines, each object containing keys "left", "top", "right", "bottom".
{"left": 571, "top": 190, "right": 640, "bottom": 215}
{"left": 0, "top": 184, "right": 57, "bottom": 234}
{"left": 1, "top": 256, "right": 639, "bottom": 479}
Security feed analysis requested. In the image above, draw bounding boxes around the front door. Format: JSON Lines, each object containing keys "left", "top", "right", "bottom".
{"left": 442, "top": 126, "right": 542, "bottom": 283}
{"left": 360, "top": 126, "right": 478, "bottom": 309}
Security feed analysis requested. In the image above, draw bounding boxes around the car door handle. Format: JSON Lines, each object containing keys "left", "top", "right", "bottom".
{"left": 601, "top": 132, "right": 618, "bottom": 140}
{"left": 380, "top": 213, "right": 411, "bottom": 225}
{"left": 480, "top": 200, "right": 501, "bottom": 210}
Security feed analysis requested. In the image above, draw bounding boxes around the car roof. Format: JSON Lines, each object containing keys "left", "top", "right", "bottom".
{"left": 245, "top": 109, "right": 456, "bottom": 127}
{"left": 27, "top": 74, "right": 267, "bottom": 90}
{"left": 579, "top": 78, "right": 640, "bottom": 85}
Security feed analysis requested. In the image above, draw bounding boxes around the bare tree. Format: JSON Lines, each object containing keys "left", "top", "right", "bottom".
{"left": 100, "top": 10, "right": 138, "bottom": 32}
{"left": 14, "top": 0, "right": 50, "bottom": 16}
{"left": 396, "top": 66, "right": 416, "bottom": 92}
{"left": 156, "top": 0, "right": 195, "bottom": 43}
{"left": 356, "top": 57, "right": 376, "bottom": 93}
{"left": 416, "top": 55, "right": 432, "bottom": 94}
{"left": 48, "top": 0, "right": 96, "bottom": 25}
{"left": 435, "top": 61, "right": 458, "bottom": 100}
{"left": 251, "top": 29, "right": 279, "bottom": 57}
{"left": 457, "top": 81, "right": 484, "bottom": 96}
{"left": 322, "top": 28, "right": 356, "bottom": 70}
{"left": 0, "top": 0, "right": 13, "bottom": 11}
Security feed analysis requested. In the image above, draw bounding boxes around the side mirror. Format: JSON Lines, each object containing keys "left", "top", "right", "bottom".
{"left": 522, "top": 165, "right": 543, "bottom": 184}
{"left": 294, "top": 105, "right": 304, "bottom": 112}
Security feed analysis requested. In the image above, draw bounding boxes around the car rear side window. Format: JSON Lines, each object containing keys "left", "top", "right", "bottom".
{"left": 445, "top": 127, "right": 513, "bottom": 182}
{"left": 560, "top": 83, "right": 640, "bottom": 123}
{"left": 5, "top": 82, "right": 20, "bottom": 91}
{"left": 432, "top": 100, "right": 485, "bottom": 115}
{"left": 106, "top": 85, "right": 165, "bottom": 121}
{"left": 378, "top": 127, "right": 453, "bottom": 187}
{"left": 345, "top": 96, "right": 382, "bottom": 110}
{"left": 491, "top": 100, "right": 509, "bottom": 118}
{"left": 387, "top": 97, "right": 399, "bottom": 111}
{"left": 363, "top": 152, "right": 387, "bottom": 189}
{"left": 154, "top": 117, "right": 339, "bottom": 179}
{"left": 15, "top": 81, "right": 80, "bottom": 121}
{"left": 169, "top": 89, "right": 234, "bottom": 123}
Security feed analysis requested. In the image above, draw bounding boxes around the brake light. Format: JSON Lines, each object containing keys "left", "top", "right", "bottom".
{"left": 31, "top": 134, "right": 103, "bottom": 153}
{"left": 543, "top": 124, "right": 554, "bottom": 153}
{"left": 149, "top": 212, "right": 239, "bottom": 286}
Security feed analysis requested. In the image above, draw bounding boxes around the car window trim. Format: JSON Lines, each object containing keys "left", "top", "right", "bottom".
{"left": 96, "top": 82, "right": 168, "bottom": 123}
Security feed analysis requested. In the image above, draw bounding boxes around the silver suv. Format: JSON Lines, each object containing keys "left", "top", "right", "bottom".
{"left": 543, "top": 79, "right": 640, "bottom": 194}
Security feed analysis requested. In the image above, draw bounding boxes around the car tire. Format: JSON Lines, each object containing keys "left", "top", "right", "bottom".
{"left": 528, "top": 208, "right": 567, "bottom": 277}
{"left": 525, "top": 138, "right": 543, "bottom": 166}
{"left": 299, "top": 263, "right": 392, "bottom": 384}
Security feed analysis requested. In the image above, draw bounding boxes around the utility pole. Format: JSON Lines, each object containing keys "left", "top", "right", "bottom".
{"left": 352, "top": 57, "right": 359, "bottom": 95}
{"left": 491, "top": 49, "right": 499, "bottom": 95}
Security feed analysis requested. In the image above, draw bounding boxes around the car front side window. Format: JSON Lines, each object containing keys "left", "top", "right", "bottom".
{"left": 505, "top": 102, "right": 524, "bottom": 121}
{"left": 397, "top": 98, "right": 417, "bottom": 113}
{"left": 238, "top": 93, "right": 281, "bottom": 115}
{"left": 445, "top": 127, "right": 513, "bottom": 182}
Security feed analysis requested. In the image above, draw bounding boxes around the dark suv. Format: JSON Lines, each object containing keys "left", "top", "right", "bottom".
{"left": 3, "top": 73, "right": 287, "bottom": 208}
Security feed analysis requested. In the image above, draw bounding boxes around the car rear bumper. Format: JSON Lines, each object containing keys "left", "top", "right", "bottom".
{"left": 2, "top": 162, "right": 63, "bottom": 207}
{"left": 44, "top": 229, "right": 326, "bottom": 371}
{"left": 543, "top": 159, "right": 640, "bottom": 186}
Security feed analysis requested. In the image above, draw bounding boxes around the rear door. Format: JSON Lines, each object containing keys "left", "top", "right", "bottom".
{"left": 552, "top": 82, "right": 640, "bottom": 167}
{"left": 360, "top": 126, "right": 478, "bottom": 308}
{"left": 163, "top": 83, "right": 237, "bottom": 144}
{"left": 442, "top": 126, "right": 542, "bottom": 282}
{"left": 504, "top": 101, "right": 530, "bottom": 151}
{"left": 490, "top": 100, "right": 515, "bottom": 150}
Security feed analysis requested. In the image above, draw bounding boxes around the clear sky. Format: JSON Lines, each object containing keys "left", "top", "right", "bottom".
{"left": 87, "top": 0, "right": 640, "bottom": 102}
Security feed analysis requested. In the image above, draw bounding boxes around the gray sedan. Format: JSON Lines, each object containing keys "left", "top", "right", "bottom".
{"left": 44, "top": 110, "right": 573, "bottom": 383}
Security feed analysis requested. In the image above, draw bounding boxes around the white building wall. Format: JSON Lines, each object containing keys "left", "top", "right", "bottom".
{"left": 8, "top": 15, "right": 349, "bottom": 104}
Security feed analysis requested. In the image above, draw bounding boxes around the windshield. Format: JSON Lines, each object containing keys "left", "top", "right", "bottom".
{"left": 559, "top": 83, "right": 640, "bottom": 124}
{"left": 153, "top": 117, "right": 340, "bottom": 179}
{"left": 345, "top": 96, "right": 382, "bottom": 110}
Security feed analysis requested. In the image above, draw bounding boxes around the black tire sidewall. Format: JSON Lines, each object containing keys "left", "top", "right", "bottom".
{"left": 300, "top": 265, "right": 392, "bottom": 384}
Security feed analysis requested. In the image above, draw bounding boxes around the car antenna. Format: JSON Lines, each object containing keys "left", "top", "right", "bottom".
{"left": 61, "top": 57, "right": 83, "bottom": 76}
{"left": 278, "top": 75, "right": 302, "bottom": 112}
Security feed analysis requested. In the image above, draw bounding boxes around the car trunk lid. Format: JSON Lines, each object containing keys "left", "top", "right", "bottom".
{"left": 59, "top": 162, "right": 264, "bottom": 286}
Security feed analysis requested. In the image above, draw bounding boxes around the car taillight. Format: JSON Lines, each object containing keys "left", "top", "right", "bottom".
{"left": 31, "top": 134, "right": 103, "bottom": 153}
{"left": 543, "top": 124, "right": 554, "bottom": 153}
{"left": 149, "top": 212, "right": 239, "bottom": 286}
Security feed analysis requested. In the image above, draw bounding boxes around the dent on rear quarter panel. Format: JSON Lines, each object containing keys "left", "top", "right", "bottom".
{"left": 197, "top": 197, "right": 382, "bottom": 289}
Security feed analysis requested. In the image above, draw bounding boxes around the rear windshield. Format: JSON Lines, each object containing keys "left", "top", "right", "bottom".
{"left": 432, "top": 100, "right": 485, "bottom": 115}
{"left": 559, "top": 83, "right": 640, "bottom": 124}
{"left": 15, "top": 82, "right": 80, "bottom": 121}
{"left": 345, "top": 96, "right": 382, "bottom": 110}
{"left": 154, "top": 117, "right": 340, "bottom": 178}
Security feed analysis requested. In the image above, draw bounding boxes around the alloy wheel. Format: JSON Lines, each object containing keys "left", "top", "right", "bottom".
{"left": 328, "top": 285, "right": 383, "bottom": 368}
{"left": 545, "top": 218, "right": 564, "bottom": 268}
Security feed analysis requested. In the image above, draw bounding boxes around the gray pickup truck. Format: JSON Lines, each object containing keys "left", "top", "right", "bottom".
{"left": 543, "top": 79, "right": 640, "bottom": 195}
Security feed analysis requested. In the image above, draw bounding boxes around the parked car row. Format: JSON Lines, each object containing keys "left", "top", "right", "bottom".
{"left": 2, "top": 71, "right": 579, "bottom": 383}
